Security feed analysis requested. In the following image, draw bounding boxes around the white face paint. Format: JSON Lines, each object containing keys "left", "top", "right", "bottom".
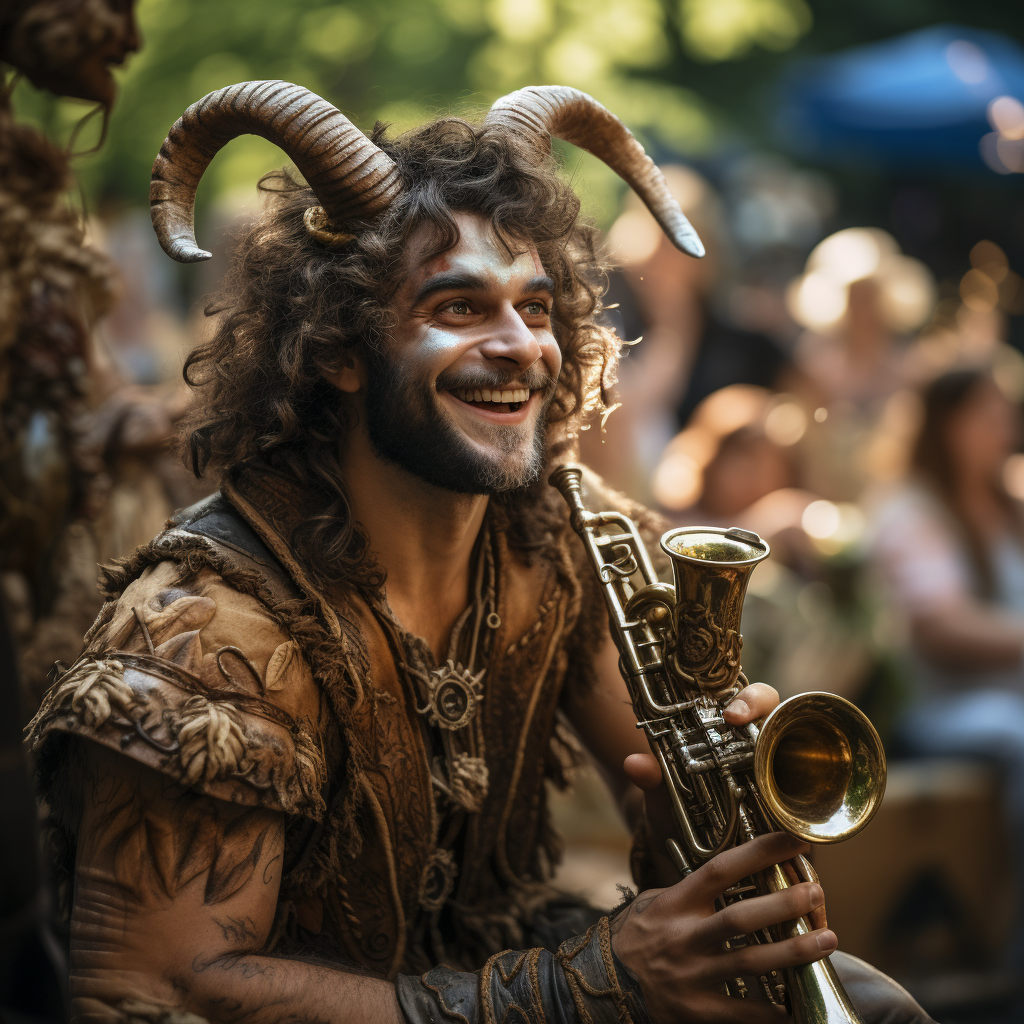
{"left": 364, "top": 212, "right": 563, "bottom": 494}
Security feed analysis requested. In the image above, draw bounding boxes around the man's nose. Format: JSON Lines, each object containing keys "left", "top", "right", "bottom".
{"left": 476, "top": 305, "right": 544, "bottom": 368}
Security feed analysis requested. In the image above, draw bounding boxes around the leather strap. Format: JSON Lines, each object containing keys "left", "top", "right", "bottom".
{"left": 395, "top": 916, "right": 651, "bottom": 1024}
{"left": 166, "top": 491, "right": 300, "bottom": 608}
{"left": 173, "top": 492, "right": 279, "bottom": 564}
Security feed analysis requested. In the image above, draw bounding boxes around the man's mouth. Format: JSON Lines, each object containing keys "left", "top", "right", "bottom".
{"left": 451, "top": 386, "right": 532, "bottom": 413}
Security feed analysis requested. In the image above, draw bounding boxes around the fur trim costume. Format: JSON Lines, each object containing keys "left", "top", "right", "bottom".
{"left": 27, "top": 464, "right": 664, "bottom": 1022}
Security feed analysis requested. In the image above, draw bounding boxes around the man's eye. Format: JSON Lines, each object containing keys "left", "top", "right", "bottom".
{"left": 444, "top": 300, "right": 472, "bottom": 315}
{"left": 524, "top": 301, "right": 549, "bottom": 316}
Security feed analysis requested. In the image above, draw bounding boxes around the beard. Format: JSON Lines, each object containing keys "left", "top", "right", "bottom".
{"left": 362, "top": 346, "right": 552, "bottom": 495}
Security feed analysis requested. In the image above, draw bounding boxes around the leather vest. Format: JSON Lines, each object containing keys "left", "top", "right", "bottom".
{"left": 214, "top": 471, "right": 587, "bottom": 976}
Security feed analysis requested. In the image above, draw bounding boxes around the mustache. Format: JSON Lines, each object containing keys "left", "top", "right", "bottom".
{"left": 435, "top": 366, "right": 555, "bottom": 394}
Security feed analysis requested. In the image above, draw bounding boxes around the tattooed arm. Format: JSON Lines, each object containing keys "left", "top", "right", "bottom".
{"left": 72, "top": 744, "right": 402, "bottom": 1024}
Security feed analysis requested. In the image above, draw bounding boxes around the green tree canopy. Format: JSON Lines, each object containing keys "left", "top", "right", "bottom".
{"left": 12, "top": 0, "right": 1024, "bottom": 225}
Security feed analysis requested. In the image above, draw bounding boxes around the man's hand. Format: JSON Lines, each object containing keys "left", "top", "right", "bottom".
{"left": 611, "top": 833, "right": 837, "bottom": 1024}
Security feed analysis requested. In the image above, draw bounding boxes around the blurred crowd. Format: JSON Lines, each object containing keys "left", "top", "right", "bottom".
{"left": 576, "top": 164, "right": 1024, "bottom": 1012}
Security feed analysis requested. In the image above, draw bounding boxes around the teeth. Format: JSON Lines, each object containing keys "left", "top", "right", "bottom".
{"left": 453, "top": 387, "right": 532, "bottom": 405}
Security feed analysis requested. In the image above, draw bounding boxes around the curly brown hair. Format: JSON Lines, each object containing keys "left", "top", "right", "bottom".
{"left": 181, "top": 117, "right": 620, "bottom": 590}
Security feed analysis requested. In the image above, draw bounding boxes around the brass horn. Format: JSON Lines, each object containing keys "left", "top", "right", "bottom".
{"left": 551, "top": 464, "right": 887, "bottom": 1023}
{"left": 756, "top": 691, "right": 886, "bottom": 845}
{"left": 658, "top": 525, "right": 886, "bottom": 847}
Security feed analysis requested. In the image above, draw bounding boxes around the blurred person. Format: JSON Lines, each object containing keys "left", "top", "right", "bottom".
{"left": 651, "top": 384, "right": 800, "bottom": 527}
{"left": 700, "top": 425, "right": 795, "bottom": 520}
{"left": 581, "top": 168, "right": 791, "bottom": 501}
{"left": 0, "top": 4, "right": 139, "bottom": 1020}
{"left": 801, "top": 277, "right": 903, "bottom": 405}
{"left": 23, "top": 82, "right": 928, "bottom": 1024}
{"left": 654, "top": 385, "right": 879, "bottom": 707}
{"left": 0, "top": 0, "right": 139, "bottom": 107}
{"left": 788, "top": 229, "right": 936, "bottom": 502}
{"left": 14, "top": 380, "right": 212, "bottom": 709}
{"left": 870, "top": 367, "right": 1024, "bottom": 976}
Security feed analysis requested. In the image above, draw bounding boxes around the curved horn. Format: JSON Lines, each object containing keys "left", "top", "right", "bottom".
{"left": 487, "top": 86, "right": 704, "bottom": 259}
{"left": 150, "top": 80, "right": 402, "bottom": 263}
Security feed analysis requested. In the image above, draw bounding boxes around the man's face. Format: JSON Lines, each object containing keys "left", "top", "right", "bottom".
{"left": 363, "top": 212, "right": 562, "bottom": 495}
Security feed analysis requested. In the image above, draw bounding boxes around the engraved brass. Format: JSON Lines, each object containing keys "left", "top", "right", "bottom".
{"left": 550, "top": 463, "right": 887, "bottom": 1024}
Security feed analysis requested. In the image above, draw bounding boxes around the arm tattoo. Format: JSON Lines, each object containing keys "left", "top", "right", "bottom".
{"left": 79, "top": 744, "right": 284, "bottom": 909}
{"left": 263, "top": 854, "right": 283, "bottom": 886}
{"left": 631, "top": 894, "right": 657, "bottom": 915}
{"left": 193, "top": 950, "right": 275, "bottom": 980}
{"left": 213, "top": 916, "right": 261, "bottom": 946}
{"left": 72, "top": 746, "right": 402, "bottom": 1024}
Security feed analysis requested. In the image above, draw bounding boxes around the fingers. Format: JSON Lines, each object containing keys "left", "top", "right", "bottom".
{"left": 723, "top": 682, "right": 779, "bottom": 724}
{"left": 677, "top": 833, "right": 810, "bottom": 906}
{"left": 790, "top": 854, "right": 827, "bottom": 930}
{"left": 709, "top": 928, "right": 838, "bottom": 982}
{"left": 623, "top": 752, "right": 663, "bottom": 791}
{"left": 808, "top": 901, "right": 828, "bottom": 932}
{"left": 678, "top": 992, "right": 788, "bottom": 1024}
{"left": 699, "top": 883, "right": 824, "bottom": 946}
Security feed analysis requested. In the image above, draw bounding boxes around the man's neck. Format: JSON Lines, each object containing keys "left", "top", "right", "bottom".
{"left": 340, "top": 426, "right": 489, "bottom": 659}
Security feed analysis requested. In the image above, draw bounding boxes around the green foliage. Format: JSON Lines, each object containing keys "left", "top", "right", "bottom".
{"left": 11, "top": 0, "right": 1024, "bottom": 224}
{"left": 679, "top": 0, "right": 812, "bottom": 62}
{"left": 9, "top": 0, "right": 775, "bottom": 224}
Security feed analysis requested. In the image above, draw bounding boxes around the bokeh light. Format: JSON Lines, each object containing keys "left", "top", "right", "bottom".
{"left": 786, "top": 271, "right": 847, "bottom": 331}
{"left": 956, "top": 240, "right": 1024, "bottom": 317}
{"left": 988, "top": 95, "right": 1024, "bottom": 141}
{"left": 801, "top": 499, "right": 865, "bottom": 553}
{"left": 801, "top": 499, "right": 840, "bottom": 539}
{"left": 960, "top": 268, "right": 1000, "bottom": 312}
{"left": 787, "top": 227, "right": 936, "bottom": 332}
{"left": 807, "top": 227, "right": 897, "bottom": 285}
{"left": 945, "top": 38, "right": 990, "bottom": 84}
{"left": 763, "top": 401, "right": 808, "bottom": 446}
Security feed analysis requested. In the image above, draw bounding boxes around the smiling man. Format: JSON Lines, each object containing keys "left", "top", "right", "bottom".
{"left": 26, "top": 82, "right": 928, "bottom": 1024}
{"left": 356, "top": 221, "right": 559, "bottom": 499}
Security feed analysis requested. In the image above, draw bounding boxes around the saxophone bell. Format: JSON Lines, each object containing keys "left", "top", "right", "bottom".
{"left": 755, "top": 691, "right": 886, "bottom": 844}
{"left": 658, "top": 524, "right": 886, "bottom": 844}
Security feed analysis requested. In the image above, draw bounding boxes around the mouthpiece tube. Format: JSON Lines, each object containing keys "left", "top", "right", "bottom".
{"left": 549, "top": 463, "right": 590, "bottom": 531}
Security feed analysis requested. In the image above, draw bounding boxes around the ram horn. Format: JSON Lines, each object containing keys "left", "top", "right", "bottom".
{"left": 150, "top": 80, "right": 402, "bottom": 263}
{"left": 487, "top": 85, "right": 704, "bottom": 259}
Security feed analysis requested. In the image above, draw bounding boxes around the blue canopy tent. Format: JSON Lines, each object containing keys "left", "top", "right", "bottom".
{"left": 776, "top": 24, "right": 1024, "bottom": 173}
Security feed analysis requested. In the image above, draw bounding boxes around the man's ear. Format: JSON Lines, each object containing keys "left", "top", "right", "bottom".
{"left": 325, "top": 351, "right": 366, "bottom": 394}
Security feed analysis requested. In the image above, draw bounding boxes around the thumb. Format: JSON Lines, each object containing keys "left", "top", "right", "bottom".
{"left": 624, "top": 752, "right": 663, "bottom": 791}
